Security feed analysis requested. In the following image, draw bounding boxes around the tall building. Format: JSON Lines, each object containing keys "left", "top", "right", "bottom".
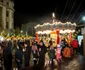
{"left": 0, "top": 0, "right": 14, "bottom": 31}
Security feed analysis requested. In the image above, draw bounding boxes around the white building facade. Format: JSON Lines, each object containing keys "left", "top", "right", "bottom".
{"left": 0, "top": 0, "right": 14, "bottom": 31}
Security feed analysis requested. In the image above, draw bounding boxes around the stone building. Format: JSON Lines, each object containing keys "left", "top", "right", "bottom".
{"left": 0, "top": 0, "right": 14, "bottom": 31}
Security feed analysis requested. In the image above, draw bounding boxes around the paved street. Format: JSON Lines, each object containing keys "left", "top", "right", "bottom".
{"left": 20, "top": 55, "right": 85, "bottom": 70}
{"left": 61, "top": 55, "right": 85, "bottom": 70}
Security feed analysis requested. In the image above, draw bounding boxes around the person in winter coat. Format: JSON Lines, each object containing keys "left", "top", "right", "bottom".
{"left": 23, "top": 42, "right": 31, "bottom": 67}
{"left": 32, "top": 43, "right": 39, "bottom": 65}
{"left": 38, "top": 40, "right": 47, "bottom": 69}
{"left": 56, "top": 44, "right": 62, "bottom": 62}
{"left": 0, "top": 46, "right": 3, "bottom": 70}
{"left": 48, "top": 45, "right": 55, "bottom": 65}
{"left": 15, "top": 44, "right": 23, "bottom": 69}
{"left": 60, "top": 39, "right": 67, "bottom": 57}
{"left": 3, "top": 42, "right": 12, "bottom": 70}
{"left": 71, "top": 39, "right": 79, "bottom": 54}
{"left": 80, "top": 39, "right": 84, "bottom": 55}
{"left": 44, "top": 51, "right": 50, "bottom": 67}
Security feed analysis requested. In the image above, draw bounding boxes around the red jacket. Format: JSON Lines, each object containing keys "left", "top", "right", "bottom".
{"left": 71, "top": 39, "right": 78, "bottom": 48}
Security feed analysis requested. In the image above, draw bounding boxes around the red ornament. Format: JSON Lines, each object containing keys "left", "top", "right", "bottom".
{"left": 36, "top": 32, "right": 38, "bottom": 42}
{"left": 56, "top": 30, "right": 60, "bottom": 44}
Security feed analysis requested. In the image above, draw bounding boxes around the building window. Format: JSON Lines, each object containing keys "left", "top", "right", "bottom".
{"left": 6, "top": 2, "right": 9, "bottom": 6}
{"left": 6, "top": 11, "right": 9, "bottom": 17}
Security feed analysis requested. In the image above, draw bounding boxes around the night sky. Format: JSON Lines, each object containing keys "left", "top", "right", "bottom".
{"left": 14, "top": 0, "right": 85, "bottom": 28}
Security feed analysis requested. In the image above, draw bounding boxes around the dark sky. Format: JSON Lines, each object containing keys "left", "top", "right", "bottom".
{"left": 14, "top": 0, "right": 85, "bottom": 27}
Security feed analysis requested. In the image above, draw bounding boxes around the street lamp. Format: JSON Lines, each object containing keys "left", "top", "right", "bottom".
{"left": 21, "top": 30, "right": 23, "bottom": 33}
{"left": 82, "top": 16, "right": 85, "bottom": 21}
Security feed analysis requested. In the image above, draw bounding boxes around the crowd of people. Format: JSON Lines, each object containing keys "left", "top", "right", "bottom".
{"left": 0, "top": 38, "right": 83, "bottom": 70}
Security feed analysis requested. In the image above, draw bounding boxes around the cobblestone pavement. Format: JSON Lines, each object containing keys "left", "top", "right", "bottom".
{"left": 20, "top": 55, "right": 85, "bottom": 70}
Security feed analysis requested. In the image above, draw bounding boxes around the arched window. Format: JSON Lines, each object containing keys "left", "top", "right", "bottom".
{"left": 6, "top": 11, "right": 9, "bottom": 17}
{"left": 6, "top": 1, "right": 9, "bottom": 6}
